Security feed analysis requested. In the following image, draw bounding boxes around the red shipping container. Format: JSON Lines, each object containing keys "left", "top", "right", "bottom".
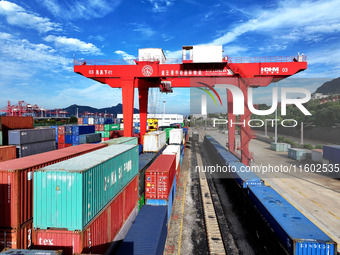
{"left": 145, "top": 155, "right": 176, "bottom": 200}
{"left": 99, "top": 124, "right": 104, "bottom": 131}
{"left": 133, "top": 133, "right": 141, "bottom": 144}
{"left": 0, "top": 219, "right": 33, "bottom": 250}
{"left": 0, "top": 146, "right": 16, "bottom": 162}
{"left": 0, "top": 143, "right": 108, "bottom": 229}
{"left": 94, "top": 124, "right": 100, "bottom": 131}
{"left": 57, "top": 126, "right": 65, "bottom": 136}
{"left": 57, "top": 143, "right": 72, "bottom": 149}
{"left": 103, "top": 138, "right": 109, "bottom": 141}
{"left": 0, "top": 117, "right": 33, "bottom": 145}
{"left": 78, "top": 118, "right": 83, "bottom": 125}
{"left": 57, "top": 135, "right": 65, "bottom": 144}
{"left": 32, "top": 175, "right": 139, "bottom": 255}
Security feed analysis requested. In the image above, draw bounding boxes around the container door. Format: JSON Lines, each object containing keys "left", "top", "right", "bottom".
{"left": 145, "top": 172, "right": 157, "bottom": 199}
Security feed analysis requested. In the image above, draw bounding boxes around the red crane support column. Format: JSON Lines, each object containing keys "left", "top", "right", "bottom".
{"left": 138, "top": 88, "right": 148, "bottom": 144}
{"left": 121, "top": 78, "right": 135, "bottom": 137}
{"left": 227, "top": 89, "right": 236, "bottom": 153}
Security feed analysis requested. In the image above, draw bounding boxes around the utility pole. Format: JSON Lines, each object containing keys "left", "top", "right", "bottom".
{"left": 76, "top": 108, "right": 78, "bottom": 118}
{"left": 301, "top": 122, "right": 304, "bottom": 145}
{"left": 274, "top": 82, "right": 278, "bottom": 143}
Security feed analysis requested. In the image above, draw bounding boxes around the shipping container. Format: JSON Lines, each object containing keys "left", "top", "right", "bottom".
{"left": 116, "top": 205, "right": 168, "bottom": 255}
{"left": 169, "top": 128, "right": 183, "bottom": 145}
{"left": 72, "top": 126, "right": 95, "bottom": 136}
{"left": 162, "top": 145, "right": 180, "bottom": 170}
{"left": 16, "top": 140, "right": 56, "bottom": 158}
{"left": 228, "top": 162, "right": 264, "bottom": 188}
{"left": 311, "top": 149, "right": 323, "bottom": 163}
{"left": 32, "top": 176, "right": 138, "bottom": 255}
{"left": 71, "top": 135, "right": 79, "bottom": 145}
{"left": 288, "top": 148, "right": 307, "bottom": 160}
{"left": 101, "top": 137, "right": 138, "bottom": 146}
{"left": 145, "top": 155, "right": 176, "bottom": 200}
{"left": 143, "top": 131, "right": 166, "bottom": 153}
{"left": 323, "top": 145, "right": 340, "bottom": 164}
{"left": 0, "top": 144, "right": 107, "bottom": 229}
{"left": 248, "top": 186, "right": 337, "bottom": 255}
{"left": 270, "top": 142, "right": 291, "bottom": 152}
{"left": 218, "top": 149, "right": 241, "bottom": 165}
{"left": 79, "top": 133, "right": 101, "bottom": 144}
{"left": 88, "top": 118, "right": 94, "bottom": 125}
{"left": 146, "top": 175, "right": 176, "bottom": 223}
{"left": 57, "top": 126, "right": 65, "bottom": 136}
{"left": 0, "top": 131, "right": 2, "bottom": 146}
{"left": 8, "top": 129, "right": 55, "bottom": 145}
{"left": 0, "top": 219, "right": 33, "bottom": 250}
{"left": 64, "top": 126, "right": 73, "bottom": 136}
{"left": 0, "top": 117, "right": 33, "bottom": 145}
{"left": 1, "top": 249, "right": 62, "bottom": 255}
{"left": 83, "top": 118, "right": 88, "bottom": 125}
{"left": 139, "top": 153, "right": 158, "bottom": 199}
{"left": 78, "top": 118, "right": 83, "bottom": 125}
{"left": 0, "top": 146, "right": 16, "bottom": 162}
{"left": 34, "top": 144, "right": 139, "bottom": 231}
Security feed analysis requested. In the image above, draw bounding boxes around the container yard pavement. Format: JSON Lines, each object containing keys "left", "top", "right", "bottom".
{"left": 205, "top": 129, "right": 340, "bottom": 251}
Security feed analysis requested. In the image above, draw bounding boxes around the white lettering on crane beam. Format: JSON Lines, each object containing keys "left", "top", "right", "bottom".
{"left": 261, "top": 67, "right": 279, "bottom": 74}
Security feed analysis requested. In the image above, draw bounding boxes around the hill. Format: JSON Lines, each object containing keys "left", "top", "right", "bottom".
{"left": 314, "top": 77, "right": 340, "bottom": 94}
{"left": 64, "top": 104, "right": 139, "bottom": 116}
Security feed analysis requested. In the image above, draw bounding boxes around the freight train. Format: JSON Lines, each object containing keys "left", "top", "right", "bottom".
{"left": 204, "top": 135, "right": 337, "bottom": 255}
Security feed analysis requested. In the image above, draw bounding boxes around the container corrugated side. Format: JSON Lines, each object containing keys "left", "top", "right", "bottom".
{"left": 33, "top": 144, "right": 139, "bottom": 231}
{"left": 32, "top": 175, "right": 138, "bottom": 255}
{"left": 248, "top": 186, "right": 337, "bottom": 255}
{"left": 311, "top": 149, "right": 323, "bottom": 163}
{"left": 0, "top": 117, "right": 34, "bottom": 146}
{"left": 323, "top": 145, "right": 340, "bottom": 164}
{"left": 116, "top": 205, "right": 167, "bottom": 255}
{"left": 8, "top": 129, "right": 56, "bottom": 145}
{"left": 0, "top": 219, "right": 33, "bottom": 250}
{"left": 79, "top": 133, "right": 101, "bottom": 144}
{"left": 145, "top": 154, "right": 176, "bottom": 200}
{"left": 0, "top": 144, "right": 107, "bottom": 229}
{"left": 138, "top": 153, "right": 158, "bottom": 198}
{"left": 0, "top": 146, "right": 16, "bottom": 162}
{"left": 169, "top": 128, "right": 183, "bottom": 145}
{"left": 16, "top": 140, "right": 56, "bottom": 158}
{"left": 162, "top": 145, "right": 181, "bottom": 170}
{"left": 101, "top": 137, "right": 138, "bottom": 146}
{"left": 143, "top": 131, "right": 166, "bottom": 152}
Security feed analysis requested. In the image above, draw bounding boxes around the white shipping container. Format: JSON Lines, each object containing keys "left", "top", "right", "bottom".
{"left": 162, "top": 145, "right": 181, "bottom": 169}
{"left": 88, "top": 117, "right": 94, "bottom": 125}
{"left": 143, "top": 131, "right": 166, "bottom": 152}
{"left": 138, "top": 48, "right": 166, "bottom": 63}
{"left": 312, "top": 149, "right": 323, "bottom": 163}
{"left": 120, "top": 123, "right": 124, "bottom": 130}
{"left": 169, "top": 129, "right": 184, "bottom": 145}
{"left": 192, "top": 45, "right": 222, "bottom": 63}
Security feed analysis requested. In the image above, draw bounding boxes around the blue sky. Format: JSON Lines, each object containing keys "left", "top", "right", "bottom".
{"left": 0, "top": 0, "right": 339, "bottom": 115}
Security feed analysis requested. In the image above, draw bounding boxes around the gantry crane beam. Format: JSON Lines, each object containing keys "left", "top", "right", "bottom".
{"left": 74, "top": 54, "right": 307, "bottom": 165}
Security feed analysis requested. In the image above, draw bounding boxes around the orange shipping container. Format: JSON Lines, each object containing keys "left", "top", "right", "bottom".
{"left": 0, "top": 117, "right": 33, "bottom": 145}
{"left": 0, "top": 146, "right": 16, "bottom": 162}
{"left": 0, "top": 219, "right": 33, "bottom": 250}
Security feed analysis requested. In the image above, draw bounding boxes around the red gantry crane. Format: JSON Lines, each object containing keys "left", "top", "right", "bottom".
{"left": 74, "top": 46, "right": 307, "bottom": 165}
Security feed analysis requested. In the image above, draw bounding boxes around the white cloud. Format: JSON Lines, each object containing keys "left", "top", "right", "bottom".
{"left": 0, "top": 1, "right": 62, "bottom": 33}
{"left": 44, "top": 35, "right": 102, "bottom": 55}
{"left": 37, "top": 0, "right": 122, "bottom": 20}
{"left": 211, "top": 0, "right": 340, "bottom": 45}
{"left": 0, "top": 34, "right": 72, "bottom": 72}
{"left": 132, "top": 23, "right": 155, "bottom": 37}
{"left": 161, "top": 34, "right": 174, "bottom": 42}
{"left": 115, "top": 50, "right": 136, "bottom": 60}
{"left": 144, "top": 0, "right": 174, "bottom": 12}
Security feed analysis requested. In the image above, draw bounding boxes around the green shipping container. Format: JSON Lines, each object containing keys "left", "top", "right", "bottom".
{"left": 104, "top": 124, "right": 110, "bottom": 131}
{"left": 33, "top": 144, "right": 139, "bottom": 231}
{"left": 102, "top": 137, "right": 138, "bottom": 146}
{"left": 104, "top": 131, "right": 110, "bottom": 138}
{"left": 164, "top": 127, "right": 175, "bottom": 139}
{"left": 110, "top": 124, "right": 120, "bottom": 130}
{"left": 139, "top": 194, "right": 145, "bottom": 211}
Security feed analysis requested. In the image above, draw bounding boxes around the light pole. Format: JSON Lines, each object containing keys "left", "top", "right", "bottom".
{"left": 163, "top": 101, "right": 166, "bottom": 126}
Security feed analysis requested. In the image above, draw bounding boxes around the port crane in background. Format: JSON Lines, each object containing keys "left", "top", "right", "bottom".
{"left": 74, "top": 46, "right": 307, "bottom": 165}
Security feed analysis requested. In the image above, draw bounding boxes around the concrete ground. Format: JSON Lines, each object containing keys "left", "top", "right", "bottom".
{"left": 205, "top": 129, "right": 340, "bottom": 251}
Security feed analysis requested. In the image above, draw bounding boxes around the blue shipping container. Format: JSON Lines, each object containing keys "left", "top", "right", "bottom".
{"left": 65, "top": 125, "right": 73, "bottom": 135}
{"left": 83, "top": 117, "right": 88, "bottom": 124}
{"left": 65, "top": 135, "right": 72, "bottom": 144}
{"left": 229, "top": 162, "right": 263, "bottom": 188}
{"left": 248, "top": 186, "right": 337, "bottom": 255}
{"left": 116, "top": 205, "right": 168, "bottom": 255}
{"left": 323, "top": 145, "right": 340, "bottom": 164}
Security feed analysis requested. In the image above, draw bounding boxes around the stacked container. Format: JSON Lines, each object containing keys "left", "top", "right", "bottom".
{"left": 169, "top": 128, "right": 184, "bottom": 145}
{"left": 0, "top": 145, "right": 16, "bottom": 162}
{"left": 288, "top": 148, "right": 307, "bottom": 160}
{"left": 9, "top": 129, "right": 56, "bottom": 158}
{"left": 0, "top": 117, "right": 34, "bottom": 146}
{"left": 143, "top": 131, "right": 166, "bottom": 153}
{"left": 162, "top": 145, "right": 181, "bottom": 179}
{"left": 0, "top": 143, "right": 107, "bottom": 250}
{"left": 145, "top": 154, "right": 176, "bottom": 221}
{"left": 33, "top": 144, "right": 140, "bottom": 254}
